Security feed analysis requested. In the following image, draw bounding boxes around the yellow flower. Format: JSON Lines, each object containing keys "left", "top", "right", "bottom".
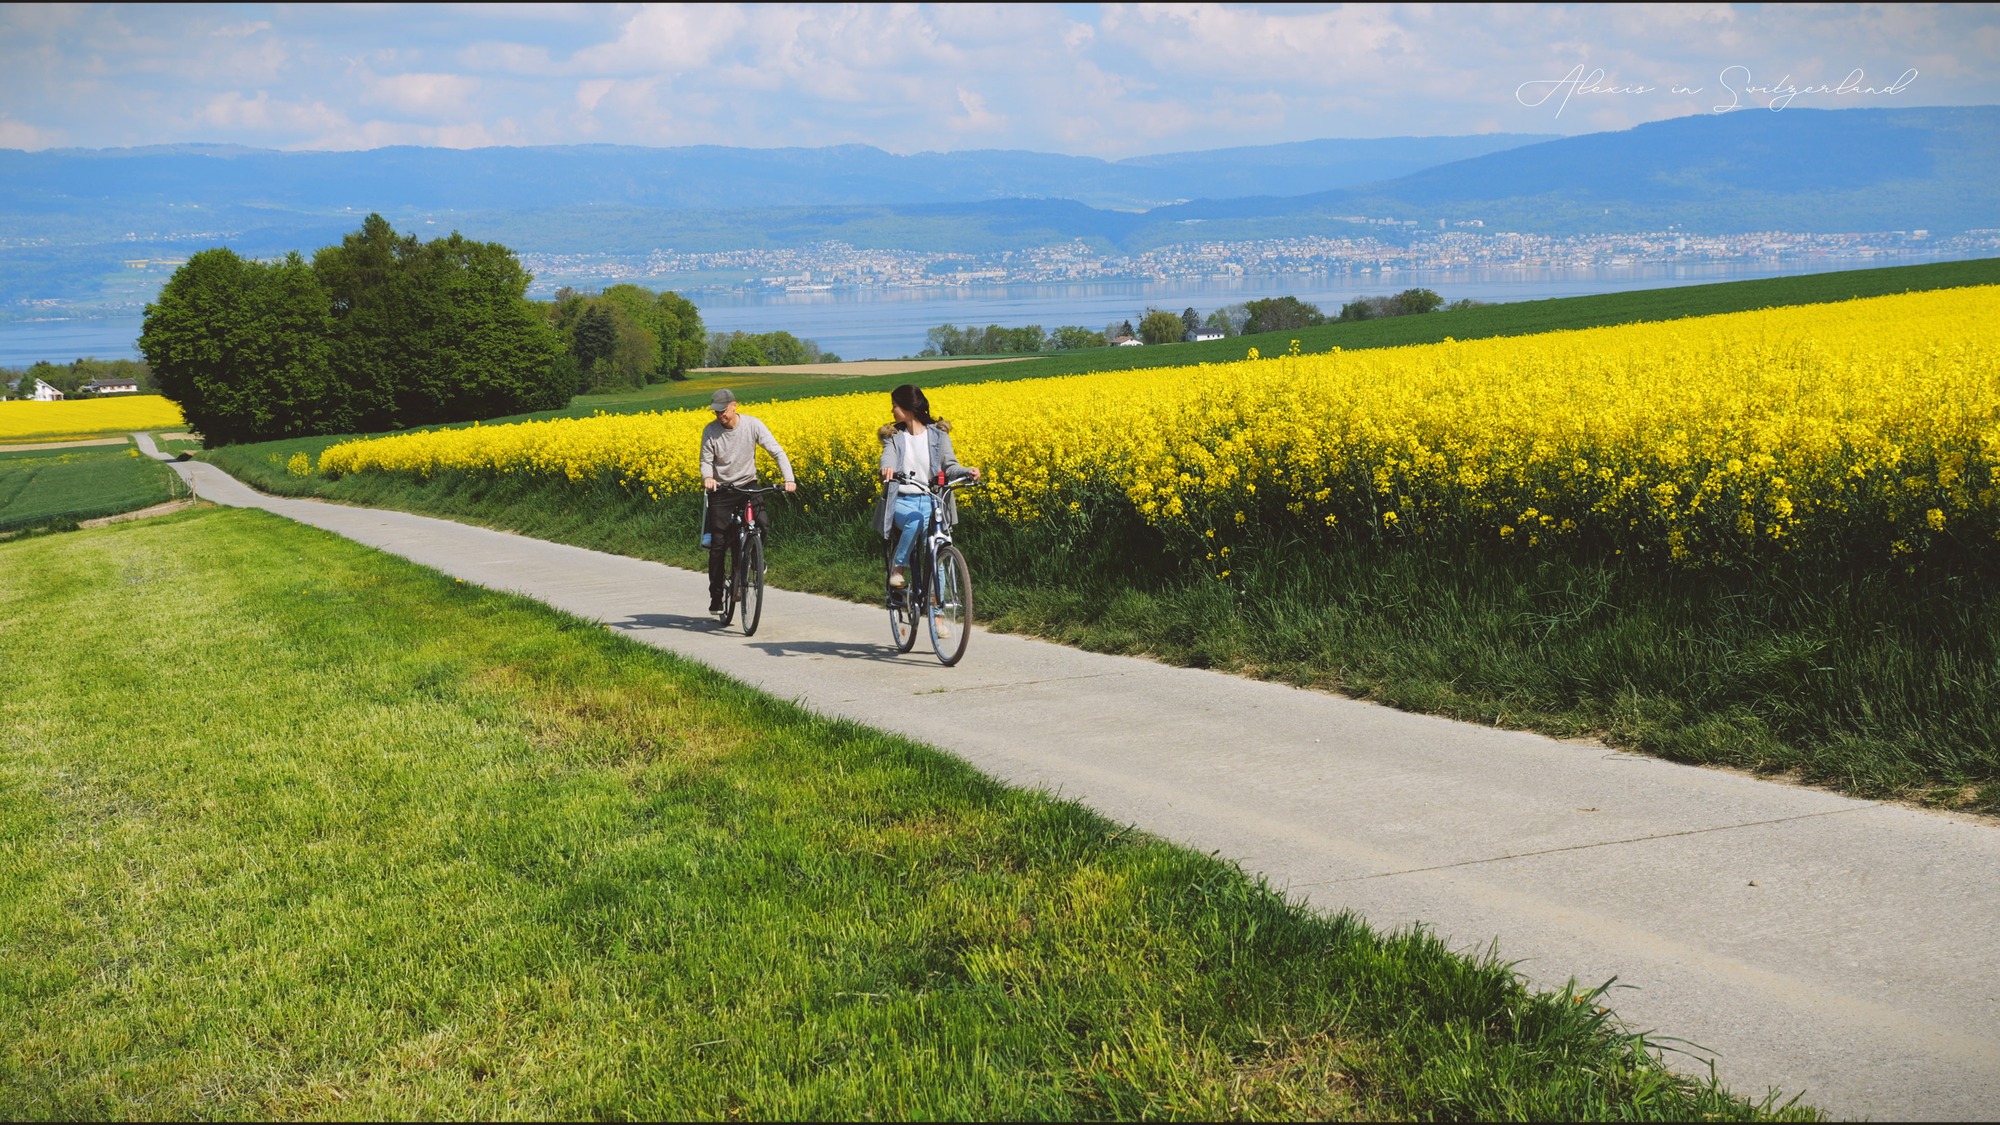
{"left": 315, "top": 286, "right": 2000, "bottom": 570}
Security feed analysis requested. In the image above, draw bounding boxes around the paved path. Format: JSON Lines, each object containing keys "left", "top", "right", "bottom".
{"left": 141, "top": 436, "right": 2000, "bottom": 1120}
{"left": 0, "top": 435, "right": 130, "bottom": 453}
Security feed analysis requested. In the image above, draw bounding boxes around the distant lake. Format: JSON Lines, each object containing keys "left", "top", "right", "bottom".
{"left": 0, "top": 254, "right": 1974, "bottom": 368}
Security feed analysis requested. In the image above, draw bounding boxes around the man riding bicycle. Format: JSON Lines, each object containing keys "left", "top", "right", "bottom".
{"left": 699, "top": 388, "right": 796, "bottom": 613}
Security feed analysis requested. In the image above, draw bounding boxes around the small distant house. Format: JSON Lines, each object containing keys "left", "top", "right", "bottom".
{"left": 1114, "top": 336, "right": 1142, "bottom": 347}
{"left": 29, "top": 378, "right": 64, "bottom": 401}
{"left": 80, "top": 378, "right": 140, "bottom": 395}
{"left": 1193, "top": 332, "right": 1225, "bottom": 342}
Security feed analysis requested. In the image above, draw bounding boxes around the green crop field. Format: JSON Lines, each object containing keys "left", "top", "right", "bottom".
{"left": 0, "top": 509, "right": 1808, "bottom": 1120}
{"left": 0, "top": 441, "right": 182, "bottom": 534}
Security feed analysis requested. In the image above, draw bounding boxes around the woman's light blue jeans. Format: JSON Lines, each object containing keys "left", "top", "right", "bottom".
{"left": 892, "top": 493, "right": 933, "bottom": 568}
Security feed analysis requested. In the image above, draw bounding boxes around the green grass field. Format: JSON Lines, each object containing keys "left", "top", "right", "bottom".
{"left": 0, "top": 440, "right": 182, "bottom": 534}
{"left": 0, "top": 510, "right": 1810, "bottom": 1120}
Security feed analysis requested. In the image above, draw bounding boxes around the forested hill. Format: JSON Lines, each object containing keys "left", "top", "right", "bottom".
{"left": 0, "top": 133, "right": 1552, "bottom": 216}
{"left": 1151, "top": 106, "right": 2000, "bottom": 235}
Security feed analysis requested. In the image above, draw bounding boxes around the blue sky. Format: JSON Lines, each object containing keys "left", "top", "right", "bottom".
{"left": 2, "top": 3, "right": 1995, "bottom": 155}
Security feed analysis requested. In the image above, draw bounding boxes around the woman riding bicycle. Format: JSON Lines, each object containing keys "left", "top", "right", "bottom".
{"left": 875, "top": 384, "right": 978, "bottom": 600}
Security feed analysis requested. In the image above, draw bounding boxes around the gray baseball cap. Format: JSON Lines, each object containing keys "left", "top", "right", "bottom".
{"left": 708, "top": 388, "right": 736, "bottom": 412}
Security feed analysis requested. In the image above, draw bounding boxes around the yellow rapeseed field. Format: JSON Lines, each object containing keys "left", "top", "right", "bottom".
{"left": 321, "top": 287, "right": 2000, "bottom": 566}
{"left": 0, "top": 395, "right": 184, "bottom": 441}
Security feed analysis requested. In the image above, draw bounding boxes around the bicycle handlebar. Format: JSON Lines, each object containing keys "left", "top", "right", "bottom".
{"left": 889, "top": 471, "right": 981, "bottom": 490}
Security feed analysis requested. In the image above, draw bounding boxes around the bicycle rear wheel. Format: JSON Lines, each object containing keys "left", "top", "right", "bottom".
{"left": 929, "top": 543, "right": 972, "bottom": 666}
{"left": 715, "top": 538, "right": 737, "bottom": 627}
{"left": 740, "top": 532, "right": 766, "bottom": 636}
{"left": 889, "top": 543, "right": 920, "bottom": 653}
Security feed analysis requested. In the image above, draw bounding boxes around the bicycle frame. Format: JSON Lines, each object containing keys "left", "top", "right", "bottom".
{"left": 887, "top": 472, "right": 978, "bottom": 664}
{"left": 709, "top": 484, "right": 780, "bottom": 631}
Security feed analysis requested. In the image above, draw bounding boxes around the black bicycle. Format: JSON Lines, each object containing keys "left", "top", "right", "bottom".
{"left": 706, "top": 484, "right": 781, "bottom": 635}
{"left": 886, "top": 471, "right": 979, "bottom": 666}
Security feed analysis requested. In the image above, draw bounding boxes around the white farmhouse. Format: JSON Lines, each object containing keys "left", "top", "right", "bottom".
{"left": 80, "top": 378, "right": 140, "bottom": 395}
{"left": 29, "top": 378, "right": 64, "bottom": 401}
{"left": 1193, "top": 332, "right": 1225, "bottom": 342}
{"left": 1114, "top": 337, "right": 1143, "bottom": 347}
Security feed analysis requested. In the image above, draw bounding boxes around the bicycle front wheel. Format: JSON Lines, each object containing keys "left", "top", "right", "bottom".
{"left": 889, "top": 544, "right": 919, "bottom": 653}
{"left": 929, "top": 543, "right": 972, "bottom": 666}
{"left": 740, "top": 532, "right": 766, "bottom": 636}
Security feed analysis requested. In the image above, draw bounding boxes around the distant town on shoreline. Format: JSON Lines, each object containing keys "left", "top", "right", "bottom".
{"left": 511, "top": 227, "right": 1996, "bottom": 299}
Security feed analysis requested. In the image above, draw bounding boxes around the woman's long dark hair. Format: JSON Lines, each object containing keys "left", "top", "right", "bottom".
{"left": 891, "top": 383, "right": 942, "bottom": 429}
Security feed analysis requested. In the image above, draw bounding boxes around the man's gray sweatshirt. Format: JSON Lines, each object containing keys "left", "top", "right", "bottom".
{"left": 699, "top": 415, "right": 794, "bottom": 487}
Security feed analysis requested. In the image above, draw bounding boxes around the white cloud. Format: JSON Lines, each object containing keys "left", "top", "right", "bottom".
{"left": 570, "top": 4, "right": 753, "bottom": 75}
{"left": 575, "top": 78, "right": 616, "bottom": 113}
{"left": 0, "top": 3, "right": 1994, "bottom": 155}
{"left": 194, "top": 91, "right": 346, "bottom": 135}
{"left": 0, "top": 116, "right": 63, "bottom": 149}
{"left": 949, "top": 86, "right": 1005, "bottom": 133}
{"left": 300, "top": 117, "right": 523, "bottom": 152}
{"left": 359, "top": 70, "right": 483, "bottom": 116}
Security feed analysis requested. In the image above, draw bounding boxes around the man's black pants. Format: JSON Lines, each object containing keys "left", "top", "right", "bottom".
{"left": 705, "top": 492, "right": 767, "bottom": 599}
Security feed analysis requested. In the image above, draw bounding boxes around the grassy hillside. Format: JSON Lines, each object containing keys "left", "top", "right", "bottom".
{"left": 0, "top": 440, "right": 182, "bottom": 534}
{"left": 0, "top": 509, "right": 1808, "bottom": 1120}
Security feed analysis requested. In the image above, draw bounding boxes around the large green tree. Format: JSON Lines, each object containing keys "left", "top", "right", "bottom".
{"left": 1139, "top": 308, "right": 1187, "bottom": 346}
{"left": 655, "top": 290, "right": 706, "bottom": 379}
{"left": 552, "top": 285, "right": 706, "bottom": 387}
{"left": 594, "top": 285, "right": 706, "bottom": 381}
{"left": 312, "top": 216, "right": 567, "bottom": 426}
{"left": 139, "top": 249, "right": 342, "bottom": 445}
{"left": 143, "top": 215, "right": 568, "bottom": 443}
{"left": 1243, "top": 296, "right": 1326, "bottom": 334}
{"left": 721, "top": 334, "right": 769, "bottom": 367}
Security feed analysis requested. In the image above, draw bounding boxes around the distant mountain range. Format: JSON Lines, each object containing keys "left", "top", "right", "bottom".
{"left": 0, "top": 133, "right": 1553, "bottom": 218}
{"left": 452, "top": 106, "right": 2000, "bottom": 254}
{"left": 1, "top": 107, "right": 1995, "bottom": 315}
{"left": 1152, "top": 105, "right": 2000, "bottom": 237}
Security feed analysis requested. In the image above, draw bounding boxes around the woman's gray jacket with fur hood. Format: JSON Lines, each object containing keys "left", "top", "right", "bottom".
{"left": 874, "top": 420, "right": 967, "bottom": 538}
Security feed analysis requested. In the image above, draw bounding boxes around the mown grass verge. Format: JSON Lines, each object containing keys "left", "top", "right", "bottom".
{"left": 0, "top": 509, "right": 1811, "bottom": 1119}
{"left": 0, "top": 439, "right": 183, "bottom": 535}
{"left": 204, "top": 465, "right": 2000, "bottom": 816}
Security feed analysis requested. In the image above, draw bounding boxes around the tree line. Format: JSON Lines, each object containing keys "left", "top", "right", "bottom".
{"left": 139, "top": 215, "right": 728, "bottom": 444}
{"left": 917, "top": 289, "right": 1473, "bottom": 357}
{"left": 2, "top": 358, "right": 155, "bottom": 400}
{"left": 548, "top": 284, "right": 705, "bottom": 392}
{"left": 703, "top": 330, "right": 840, "bottom": 367}
{"left": 142, "top": 215, "right": 568, "bottom": 444}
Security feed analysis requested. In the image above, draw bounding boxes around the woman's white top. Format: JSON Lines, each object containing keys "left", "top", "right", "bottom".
{"left": 897, "top": 428, "right": 932, "bottom": 494}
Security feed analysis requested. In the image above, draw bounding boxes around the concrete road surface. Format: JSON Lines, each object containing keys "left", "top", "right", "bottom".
{"left": 143, "top": 437, "right": 2000, "bottom": 1120}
